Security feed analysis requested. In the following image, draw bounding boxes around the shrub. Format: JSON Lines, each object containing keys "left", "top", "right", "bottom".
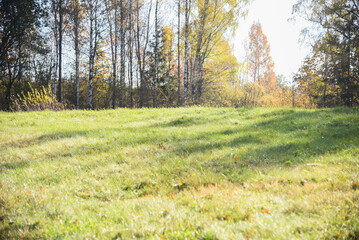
{"left": 12, "top": 83, "right": 65, "bottom": 111}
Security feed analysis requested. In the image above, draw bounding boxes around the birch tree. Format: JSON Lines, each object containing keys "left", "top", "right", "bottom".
{"left": 135, "top": 0, "right": 152, "bottom": 107}
{"left": 104, "top": 0, "right": 119, "bottom": 109}
{"left": 69, "top": 0, "right": 83, "bottom": 109}
{"left": 56, "top": 0, "right": 64, "bottom": 102}
{"left": 128, "top": 0, "right": 134, "bottom": 108}
{"left": 153, "top": 0, "right": 159, "bottom": 107}
{"left": 177, "top": 0, "right": 181, "bottom": 106}
{"left": 119, "top": 0, "right": 125, "bottom": 107}
{"left": 183, "top": 0, "right": 191, "bottom": 106}
{"left": 86, "top": 0, "right": 100, "bottom": 109}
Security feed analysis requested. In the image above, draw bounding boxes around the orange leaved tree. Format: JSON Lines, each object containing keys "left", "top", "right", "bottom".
{"left": 246, "top": 22, "right": 276, "bottom": 90}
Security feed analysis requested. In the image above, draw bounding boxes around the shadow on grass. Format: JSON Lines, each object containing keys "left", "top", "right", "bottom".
{"left": 151, "top": 107, "right": 255, "bottom": 128}
{"left": 1, "top": 108, "right": 358, "bottom": 174}
{"left": 0, "top": 130, "right": 94, "bottom": 150}
{"left": 0, "top": 126, "right": 148, "bottom": 170}
{"left": 168, "top": 108, "right": 359, "bottom": 167}
{"left": 0, "top": 219, "right": 39, "bottom": 240}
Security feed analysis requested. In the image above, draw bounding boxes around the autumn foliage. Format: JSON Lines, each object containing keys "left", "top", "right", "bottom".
{"left": 246, "top": 22, "right": 276, "bottom": 89}
{"left": 12, "top": 84, "right": 65, "bottom": 111}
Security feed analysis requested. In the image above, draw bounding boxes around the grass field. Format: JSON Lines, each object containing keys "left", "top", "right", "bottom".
{"left": 0, "top": 107, "right": 358, "bottom": 239}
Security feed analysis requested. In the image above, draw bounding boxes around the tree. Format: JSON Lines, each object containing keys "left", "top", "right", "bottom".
{"left": 153, "top": 0, "right": 159, "bottom": 107}
{"left": 69, "top": 0, "right": 84, "bottom": 109}
{"left": 177, "top": 0, "right": 181, "bottom": 106}
{"left": 119, "top": 0, "right": 125, "bottom": 107}
{"left": 0, "top": 0, "right": 43, "bottom": 110}
{"left": 201, "top": 38, "right": 239, "bottom": 106}
{"left": 183, "top": 0, "right": 191, "bottom": 106}
{"left": 104, "top": 0, "right": 119, "bottom": 109}
{"left": 86, "top": 0, "right": 100, "bottom": 109}
{"left": 51, "top": 0, "right": 66, "bottom": 103}
{"left": 294, "top": 39, "right": 343, "bottom": 107}
{"left": 245, "top": 22, "right": 276, "bottom": 89}
{"left": 135, "top": 0, "right": 152, "bottom": 107}
{"left": 146, "top": 26, "right": 176, "bottom": 107}
{"left": 189, "top": 0, "right": 248, "bottom": 103}
{"left": 0, "top": 0, "right": 256, "bottom": 110}
{"left": 128, "top": 0, "right": 134, "bottom": 108}
{"left": 293, "top": 0, "right": 359, "bottom": 106}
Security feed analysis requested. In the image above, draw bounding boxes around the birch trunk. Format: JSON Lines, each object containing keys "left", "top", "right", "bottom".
{"left": 153, "top": 0, "right": 159, "bottom": 108}
{"left": 52, "top": 0, "right": 59, "bottom": 97}
{"left": 191, "top": 0, "right": 208, "bottom": 102}
{"left": 105, "top": 0, "right": 118, "bottom": 109}
{"left": 74, "top": 0, "right": 80, "bottom": 109}
{"left": 135, "top": 0, "right": 152, "bottom": 107}
{"left": 88, "top": 0, "right": 94, "bottom": 109}
{"left": 177, "top": 0, "right": 181, "bottom": 106}
{"left": 119, "top": 0, "right": 125, "bottom": 107}
{"left": 57, "top": 0, "right": 63, "bottom": 102}
{"left": 129, "top": 0, "right": 134, "bottom": 108}
{"left": 183, "top": 0, "right": 190, "bottom": 107}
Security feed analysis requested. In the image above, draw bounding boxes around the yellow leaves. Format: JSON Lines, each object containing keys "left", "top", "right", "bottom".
{"left": 14, "top": 83, "right": 64, "bottom": 111}
{"left": 163, "top": 26, "right": 173, "bottom": 46}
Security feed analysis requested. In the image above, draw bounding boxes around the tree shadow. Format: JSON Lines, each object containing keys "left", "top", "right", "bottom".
{"left": 1, "top": 108, "right": 358, "bottom": 174}
{"left": 166, "top": 108, "right": 359, "bottom": 172}
{"left": 151, "top": 107, "right": 255, "bottom": 128}
{"left": 0, "top": 130, "right": 91, "bottom": 149}
{"left": 0, "top": 126, "right": 151, "bottom": 170}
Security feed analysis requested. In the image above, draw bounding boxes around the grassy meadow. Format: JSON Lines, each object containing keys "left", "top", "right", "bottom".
{"left": 0, "top": 107, "right": 358, "bottom": 239}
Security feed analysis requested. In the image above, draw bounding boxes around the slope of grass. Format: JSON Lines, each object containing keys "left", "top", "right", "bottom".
{"left": 0, "top": 107, "right": 358, "bottom": 239}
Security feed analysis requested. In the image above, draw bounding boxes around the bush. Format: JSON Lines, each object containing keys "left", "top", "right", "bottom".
{"left": 12, "top": 83, "right": 65, "bottom": 111}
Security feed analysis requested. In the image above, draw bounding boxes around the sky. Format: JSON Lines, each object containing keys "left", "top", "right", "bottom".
{"left": 234, "top": 0, "right": 311, "bottom": 81}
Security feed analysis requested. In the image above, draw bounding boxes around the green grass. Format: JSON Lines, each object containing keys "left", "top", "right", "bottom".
{"left": 0, "top": 107, "right": 358, "bottom": 239}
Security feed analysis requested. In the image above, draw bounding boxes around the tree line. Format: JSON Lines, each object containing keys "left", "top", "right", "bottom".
{"left": 293, "top": 0, "right": 359, "bottom": 107}
{"left": 0, "top": 0, "right": 357, "bottom": 111}
{"left": 0, "top": 0, "right": 250, "bottom": 110}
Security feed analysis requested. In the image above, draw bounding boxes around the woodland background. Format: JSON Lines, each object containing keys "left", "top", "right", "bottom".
{"left": 0, "top": 0, "right": 358, "bottom": 111}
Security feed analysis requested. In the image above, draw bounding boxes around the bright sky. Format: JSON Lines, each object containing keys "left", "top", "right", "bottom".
{"left": 234, "top": 0, "right": 311, "bottom": 81}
